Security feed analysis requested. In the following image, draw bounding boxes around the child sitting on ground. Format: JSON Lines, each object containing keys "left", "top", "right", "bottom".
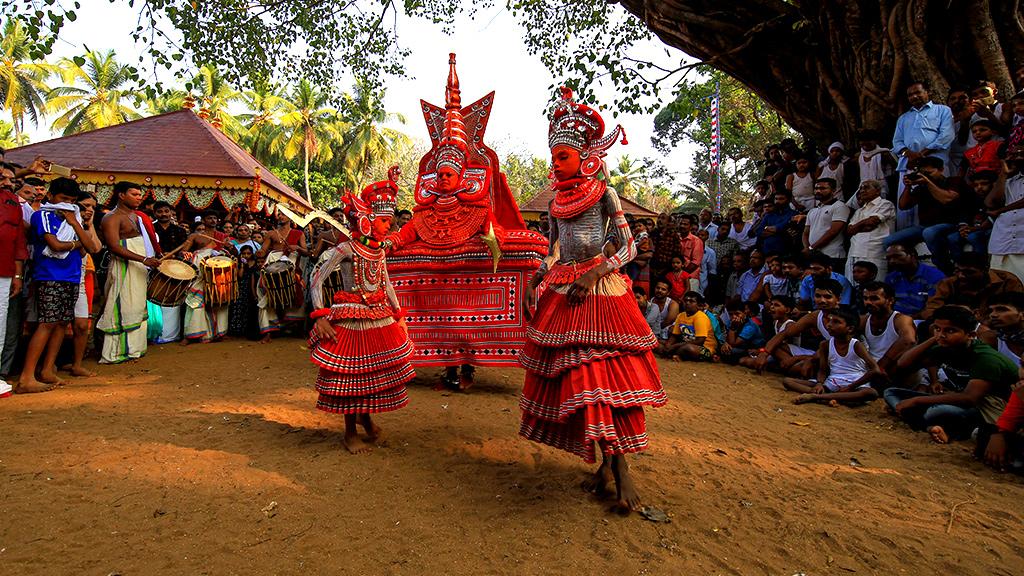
{"left": 740, "top": 295, "right": 796, "bottom": 370}
{"left": 720, "top": 300, "right": 766, "bottom": 364}
{"left": 782, "top": 307, "right": 881, "bottom": 406}
{"left": 664, "top": 291, "right": 718, "bottom": 362}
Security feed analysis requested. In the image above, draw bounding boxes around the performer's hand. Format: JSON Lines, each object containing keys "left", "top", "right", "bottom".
{"left": 524, "top": 284, "right": 536, "bottom": 319}
{"left": 9, "top": 277, "right": 21, "bottom": 300}
{"left": 313, "top": 317, "right": 336, "bottom": 342}
{"left": 397, "top": 317, "right": 408, "bottom": 338}
{"left": 142, "top": 257, "right": 161, "bottom": 268}
{"left": 567, "top": 270, "right": 599, "bottom": 305}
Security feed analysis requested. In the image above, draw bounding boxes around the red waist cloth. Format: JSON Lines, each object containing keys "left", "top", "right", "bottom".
{"left": 386, "top": 229, "right": 547, "bottom": 367}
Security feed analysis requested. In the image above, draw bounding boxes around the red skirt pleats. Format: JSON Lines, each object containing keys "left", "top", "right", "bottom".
{"left": 519, "top": 272, "right": 665, "bottom": 462}
{"left": 310, "top": 316, "right": 415, "bottom": 414}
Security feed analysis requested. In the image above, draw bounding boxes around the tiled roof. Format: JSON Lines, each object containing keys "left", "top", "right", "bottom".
{"left": 520, "top": 185, "right": 659, "bottom": 217}
{"left": 5, "top": 109, "right": 310, "bottom": 208}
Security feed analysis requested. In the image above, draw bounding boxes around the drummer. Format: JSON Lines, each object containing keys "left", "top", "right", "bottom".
{"left": 96, "top": 181, "right": 160, "bottom": 364}
{"left": 255, "top": 208, "right": 309, "bottom": 343}
{"left": 311, "top": 207, "right": 345, "bottom": 260}
{"left": 176, "top": 210, "right": 231, "bottom": 344}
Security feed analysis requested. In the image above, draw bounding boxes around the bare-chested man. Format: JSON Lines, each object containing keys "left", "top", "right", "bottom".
{"left": 177, "top": 211, "right": 231, "bottom": 344}
{"left": 96, "top": 182, "right": 160, "bottom": 363}
{"left": 751, "top": 278, "right": 845, "bottom": 377}
{"left": 255, "top": 209, "right": 309, "bottom": 342}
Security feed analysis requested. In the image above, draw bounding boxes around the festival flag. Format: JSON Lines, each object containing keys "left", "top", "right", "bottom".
{"left": 710, "top": 82, "right": 722, "bottom": 212}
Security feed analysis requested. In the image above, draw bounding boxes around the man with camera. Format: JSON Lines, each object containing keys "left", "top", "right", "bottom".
{"left": 884, "top": 156, "right": 975, "bottom": 273}
{"left": 892, "top": 82, "right": 955, "bottom": 230}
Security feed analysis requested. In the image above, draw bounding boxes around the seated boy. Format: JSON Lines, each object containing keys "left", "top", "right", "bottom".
{"left": 663, "top": 291, "right": 718, "bottom": 362}
{"left": 886, "top": 305, "right": 1019, "bottom": 443}
{"left": 980, "top": 383, "right": 1024, "bottom": 473}
{"left": 782, "top": 307, "right": 881, "bottom": 405}
{"left": 751, "top": 278, "right": 844, "bottom": 377}
{"left": 720, "top": 300, "right": 766, "bottom": 364}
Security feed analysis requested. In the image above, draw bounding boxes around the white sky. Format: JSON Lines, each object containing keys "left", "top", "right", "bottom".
{"left": 19, "top": 1, "right": 701, "bottom": 186}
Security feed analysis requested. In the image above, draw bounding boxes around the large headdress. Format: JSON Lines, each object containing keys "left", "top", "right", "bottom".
{"left": 434, "top": 53, "right": 469, "bottom": 174}
{"left": 548, "top": 86, "right": 627, "bottom": 176}
{"left": 341, "top": 165, "right": 401, "bottom": 237}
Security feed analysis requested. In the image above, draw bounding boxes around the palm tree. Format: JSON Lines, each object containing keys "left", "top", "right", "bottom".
{"left": 0, "top": 20, "right": 56, "bottom": 136}
{"left": 190, "top": 64, "right": 243, "bottom": 139}
{"left": 45, "top": 50, "right": 141, "bottom": 135}
{"left": 275, "top": 79, "right": 345, "bottom": 204}
{"left": 608, "top": 155, "right": 652, "bottom": 204}
{"left": 237, "top": 78, "right": 290, "bottom": 165}
{"left": 0, "top": 118, "right": 30, "bottom": 148}
{"left": 334, "top": 81, "right": 410, "bottom": 191}
{"left": 139, "top": 88, "right": 188, "bottom": 115}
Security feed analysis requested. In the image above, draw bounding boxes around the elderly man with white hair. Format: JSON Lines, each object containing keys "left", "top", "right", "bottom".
{"left": 845, "top": 179, "right": 897, "bottom": 280}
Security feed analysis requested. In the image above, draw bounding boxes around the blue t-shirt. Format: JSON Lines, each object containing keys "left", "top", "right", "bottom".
{"left": 735, "top": 318, "right": 766, "bottom": 348}
{"left": 799, "top": 271, "right": 854, "bottom": 307}
{"left": 885, "top": 263, "right": 946, "bottom": 316}
{"left": 31, "top": 210, "right": 83, "bottom": 283}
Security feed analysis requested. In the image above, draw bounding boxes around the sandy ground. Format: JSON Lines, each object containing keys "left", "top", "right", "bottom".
{"left": 1, "top": 338, "right": 1023, "bottom": 575}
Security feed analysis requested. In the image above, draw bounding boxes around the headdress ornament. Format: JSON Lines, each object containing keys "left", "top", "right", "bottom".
{"left": 340, "top": 166, "right": 400, "bottom": 237}
{"left": 360, "top": 165, "right": 401, "bottom": 218}
{"left": 547, "top": 87, "right": 627, "bottom": 176}
{"left": 435, "top": 53, "right": 469, "bottom": 174}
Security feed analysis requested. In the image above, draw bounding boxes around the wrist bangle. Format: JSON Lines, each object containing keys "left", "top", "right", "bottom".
{"left": 14, "top": 274, "right": 22, "bottom": 279}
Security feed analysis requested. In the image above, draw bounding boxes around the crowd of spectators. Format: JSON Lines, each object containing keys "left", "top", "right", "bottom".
{"left": 625, "top": 71, "right": 1024, "bottom": 474}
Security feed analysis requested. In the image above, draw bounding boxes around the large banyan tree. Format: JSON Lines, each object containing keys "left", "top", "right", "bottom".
{"left": 6, "top": 0, "right": 1022, "bottom": 142}
{"left": 615, "top": 0, "right": 1023, "bottom": 141}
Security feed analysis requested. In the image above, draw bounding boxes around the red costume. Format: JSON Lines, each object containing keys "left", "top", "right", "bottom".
{"left": 308, "top": 168, "right": 414, "bottom": 415}
{"left": 386, "top": 54, "right": 547, "bottom": 368}
{"left": 520, "top": 88, "right": 666, "bottom": 463}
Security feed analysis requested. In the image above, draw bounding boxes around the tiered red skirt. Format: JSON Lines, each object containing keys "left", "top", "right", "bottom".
{"left": 519, "top": 269, "right": 666, "bottom": 463}
{"left": 309, "top": 312, "right": 415, "bottom": 414}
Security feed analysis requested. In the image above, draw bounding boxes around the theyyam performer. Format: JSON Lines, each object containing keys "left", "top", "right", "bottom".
{"left": 386, "top": 53, "right": 546, "bottom": 390}
{"left": 308, "top": 167, "right": 415, "bottom": 454}
{"left": 520, "top": 87, "right": 666, "bottom": 513}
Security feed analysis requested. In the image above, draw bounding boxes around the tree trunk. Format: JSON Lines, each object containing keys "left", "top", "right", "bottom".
{"left": 303, "top": 145, "right": 311, "bottom": 205}
{"left": 618, "top": 0, "right": 1023, "bottom": 144}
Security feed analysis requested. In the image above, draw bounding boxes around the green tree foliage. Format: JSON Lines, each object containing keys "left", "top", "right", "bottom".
{"left": 269, "top": 165, "right": 348, "bottom": 210}
{"left": 653, "top": 67, "right": 795, "bottom": 210}
{"left": 501, "top": 153, "right": 550, "bottom": 206}
{"left": 273, "top": 79, "right": 344, "bottom": 204}
{"left": 333, "top": 81, "right": 410, "bottom": 192}
{"left": 0, "top": 19, "right": 56, "bottom": 135}
{"left": 45, "top": 49, "right": 141, "bottom": 135}
{"left": 0, "top": 118, "right": 30, "bottom": 148}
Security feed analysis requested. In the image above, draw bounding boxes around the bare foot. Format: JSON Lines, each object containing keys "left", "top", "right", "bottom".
{"left": 178, "top": 338, "right": 191, "bottom": 347}
{"left": 68, "top": 366, "right": 96, "bottom": 378}
{"left": 359, "top": 414, "right": 383, "bottom": 443}
{"left": 610, "top": 455, "right": 642, "bottom": 514}
{"left": 259, "top": 334, "right": 272, "bottom": 344}
{"left": 828, "top": 399, "right": 840, "bottom": 408}
{"left": 16, "top": 378, "right": 57, "bottom": 394}
{"left": 793, "top": 393, "right": 817, "bottom": 405}
{"left": 928, "top": 426, "right": 949, "bottom": 444}
{"left": 581, "top": 460, "right": 615, "bottom": 500}
{"left": 343, "top": 434, "right": 372, "bottom": 454}
{"left": 36, "top": 371, "right": 61, "bottom": 385}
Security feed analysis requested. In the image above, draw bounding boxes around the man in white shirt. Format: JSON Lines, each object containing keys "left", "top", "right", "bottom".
{"left": 988, "top": 145, "right": 1024, "bottom": 281}
{"left": 846, "top": 180, "right": 896, "bottom": 279}
{"left": 803, "top": 178, "right": 850, "bottom": 272}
